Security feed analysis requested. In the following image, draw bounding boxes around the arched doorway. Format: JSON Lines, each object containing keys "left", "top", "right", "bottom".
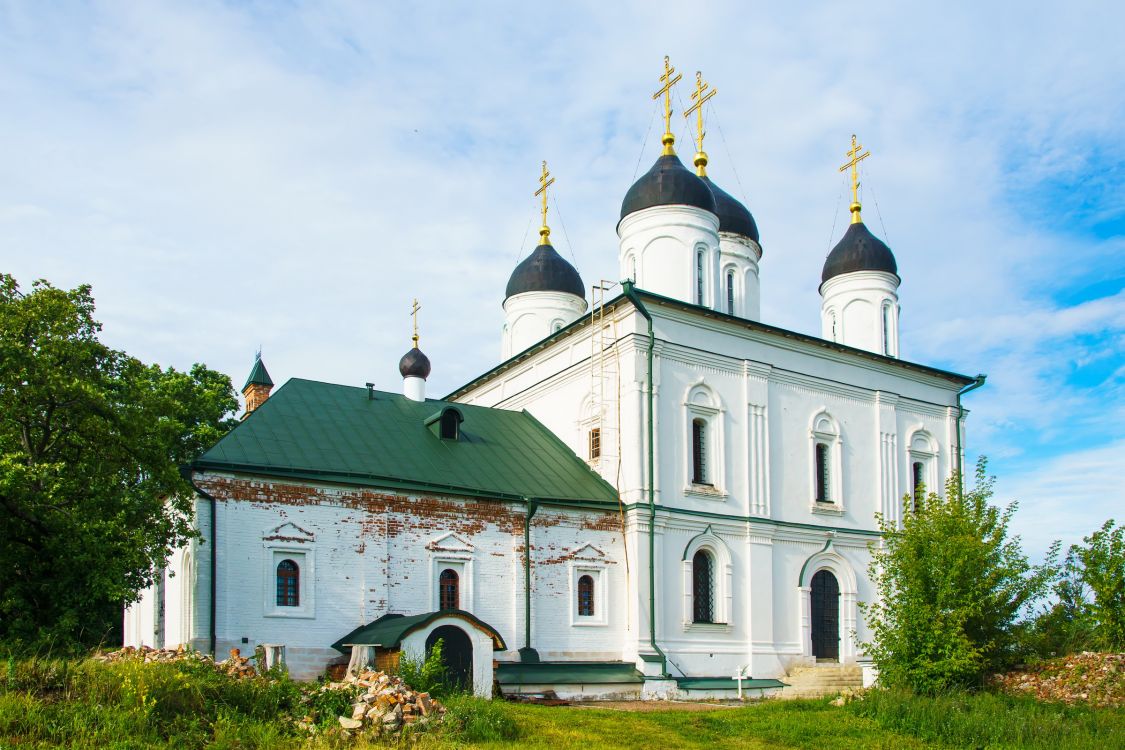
{"left": 426, "top": 625, "right": 473, "bottom": 691}
{"left": 810, "top": 570, "right": 840, "bottom": 661}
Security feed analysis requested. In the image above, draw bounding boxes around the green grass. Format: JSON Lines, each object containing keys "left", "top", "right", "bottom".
{"left": 2, "top": 655, "right": 1123, "bottom": 749}
{"left": 846, "top": 687, "right": 1125, "bottom": 750}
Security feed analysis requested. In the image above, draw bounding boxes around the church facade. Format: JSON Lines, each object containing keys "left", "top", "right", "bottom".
{"left": 125, "top": 62, "right": 981, "bottom": 699}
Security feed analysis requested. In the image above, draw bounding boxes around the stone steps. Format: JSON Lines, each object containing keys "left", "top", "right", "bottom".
{"left": 776, "top": 664, "right": 862, "bottom": 700}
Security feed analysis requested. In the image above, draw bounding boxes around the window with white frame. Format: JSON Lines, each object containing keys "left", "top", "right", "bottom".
{"left": 809, "top": 410, "right": 844, "bottom": 511}
{"left": 569, "top": 564, "right": 607, "bottom": 626}
{"left": 431, "top": 557, "right": 471, "bottom": 613}
{"left": 908, "top": 429, "right": 938, "bottom": 510}
{"left": 264, "top": 547, "right": 315, "bottom": 618}
{"left": 680, "top": 529, "right": 732, "bottom": 628}
{"left": 684, "top": 383, "right": 724, "bottom": 496}
{"left": 725, "top": 269, "right": 736, "bottom": 315}
{"left": 882, "top": 303, "right": 894, "bottom": 356}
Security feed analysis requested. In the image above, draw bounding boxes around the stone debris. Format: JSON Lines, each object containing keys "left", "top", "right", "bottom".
{"left": 309, "top": 668, "right": 446, "bottom": 736}
{"left": 93, "top": 644, "right": 259, "bottom": 679}
{"left": 990, "top": 651, "right": 1124, "bottom": 708}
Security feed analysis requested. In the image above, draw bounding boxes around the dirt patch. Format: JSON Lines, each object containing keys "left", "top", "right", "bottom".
{"left": 568, "top": 700, "right": 746, "bottom": 712}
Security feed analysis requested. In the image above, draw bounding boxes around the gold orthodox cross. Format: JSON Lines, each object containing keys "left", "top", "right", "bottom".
{"left": 410, "top": 298, "right": 421, "bottom": 347}
{"left": 534, "top": 160, "right": 554, "bottom": 244}
{"left": 653, "top": 56, "right": 682, "bottom": 154}
{"left": 683, "top": 71, "right": 716, "bottom": 173}
{"left": 839, "top": 134, "right": 870, "bottom": 222}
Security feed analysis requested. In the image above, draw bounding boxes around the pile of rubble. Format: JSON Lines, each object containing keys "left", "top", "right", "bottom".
{"left": 93, "top": 644, "right": 214, "bottom": 666}
{"left": 92, "top": 645, "right": 259, "bottom": 679}
{"left": 316, "top": 669, "right": 445, "bottom": 736}
{"left": 990, "top": 651, "right": 1124, "bottom": 708}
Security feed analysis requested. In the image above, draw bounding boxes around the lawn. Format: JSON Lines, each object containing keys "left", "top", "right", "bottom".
{"left": 2, "top": 655, "right": 1123, "bottom": 749}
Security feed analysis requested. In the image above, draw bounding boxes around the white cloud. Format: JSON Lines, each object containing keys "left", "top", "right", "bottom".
{"left": 1, "top": 1, "right": 1123, "bottom": 536}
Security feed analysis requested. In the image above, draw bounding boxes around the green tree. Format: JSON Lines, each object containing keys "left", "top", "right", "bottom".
{"left": 1066, "top": 519, "right": 1125, "bottom": 650}
{"left": 0, "top": 275, "right": 237, "bottom": 648}
{"left": 861, "top": 458, "right": 1056, "bottom": 693}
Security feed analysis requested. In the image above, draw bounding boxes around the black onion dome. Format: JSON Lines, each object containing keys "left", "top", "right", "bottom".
{"left": 619, "top": 154, "right": 717, "bottom": 222}
{"left": 504, "top": 243, "right": 585, "bottom": 301}
{"left": 821, "top": 221, "right": 899, "bottom": 286}
{"left": 398, "top": 347, "right": 431, "bottom": 379}
{"left": 701, "top": 176, "right": 759, "bottom": 243}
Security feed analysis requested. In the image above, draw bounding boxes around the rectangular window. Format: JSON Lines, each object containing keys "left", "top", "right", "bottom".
{"left": 726, "top": 272, "right": 735, "bottom": 315}
{"left": 815, "top": 443, "right": 830, "bottom": 502}
{"left": 589, "top": 427, "right": 601, "bottom": 460}
{"left": 883, "top": 305, "right": 892, "bottom": 356}
{"left": 696, "top": 251, "right": 704, "bottom": 305}
{"left": 692, "top": 419, "right": 708, "bottom": 484}
{"left": 912, "top": 461, "right": 924, "bottom": 511}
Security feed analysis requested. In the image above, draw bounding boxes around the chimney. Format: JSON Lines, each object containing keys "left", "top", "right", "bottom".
{"left": 242, "top": 353, "right": 274, "bottom": 418}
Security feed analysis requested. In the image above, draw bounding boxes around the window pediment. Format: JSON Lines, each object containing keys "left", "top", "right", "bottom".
{"left": 262, "top": 522, "right": 314, "bottom": 543}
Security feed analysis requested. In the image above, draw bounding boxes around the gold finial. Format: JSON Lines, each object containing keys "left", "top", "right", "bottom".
{"left": 534, "top": 160, "right": 555, "bottom": 245}
{"left": 652, "top": 55, "right": 682, "bottom": 156}
{"left": 838, "top": 133, "right": 870, "bottom": 224}
{"left": 683, "top": 70, "right": 716, "bottom": 176}
{"left": 410, "top": 298, "right": 421, "bottom": 347}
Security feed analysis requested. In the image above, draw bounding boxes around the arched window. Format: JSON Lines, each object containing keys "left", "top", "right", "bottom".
{"left": 276, "top": 559, "right": 299, "bottom": 607}
{"left": 440, "top": 409, "right": 462, "bottom": 440}
{"left": 691, "top": 418, "right": 708, "bottom": 485}
{"left": 439, "top": 568, "right": 459, "bottom": 610}
{"left": 726, "top": 270, "right": 735, "bottom": 315}
{"left": 830, "top": 312, "right": 838, "bottom": 342}
{"left": 692, "top": 551, "right": 714, "bottom": 623}
{"left": 882, "top": 303, "right": 893, "bottom": 356}
{"left": 577, "top": 574, "right": 595, "bottom": 617}
{"left": 696, "top": 250, "right": 705, "bottom": 305}
{"left": 588, "top": 427, "right": 601, "bottom": 460}
{"left": 912, "top": 461, "right": 924, "bottom": 511}
{"left": 814, "top": 442, "right": 831, "bottom": 503}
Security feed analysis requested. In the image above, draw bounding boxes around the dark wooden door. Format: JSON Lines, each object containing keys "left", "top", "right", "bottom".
{"left": 426, "top": 625, "right": 473, "bottom": 691}
{"left": 811, "top": 570, "right": 840, "bottom": 661}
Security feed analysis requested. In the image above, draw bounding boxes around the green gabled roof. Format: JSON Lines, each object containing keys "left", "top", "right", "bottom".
{"left": 242, "top": 356, "right": 274, "bottom": 390}
{"left": 194, "top": 378, "right": 618, "bottom": 505}
{"left": 331, "top": 610, "right": 506, "bottom": 653}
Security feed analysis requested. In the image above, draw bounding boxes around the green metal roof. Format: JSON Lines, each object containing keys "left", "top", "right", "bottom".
{"left": 496, "top": 661, "right": 644, "bottom": 685}
{"left": 242, "top": 356, "right": 274, "bottom": 390}
{"left": 331, "top": 610, "right": 506, "bottom": 653}
{"left": 194, "top": 378, "right": 619, "bottom": 505}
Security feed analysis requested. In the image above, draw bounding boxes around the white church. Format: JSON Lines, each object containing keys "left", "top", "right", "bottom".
{"left": 125, "top": 61, "right": 983, "bottom": 699}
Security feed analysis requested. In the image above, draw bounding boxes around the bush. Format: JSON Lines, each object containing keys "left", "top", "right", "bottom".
{"left": 395, "top": 637, "right": 455, "bottom": 697}
{"left": 862, "top": 458, "right": 1057, "bottom": 692}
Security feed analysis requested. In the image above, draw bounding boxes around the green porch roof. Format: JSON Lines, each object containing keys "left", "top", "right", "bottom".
{"left": 331, "top": 610, "right": 506, "bottom": 653}
{"left": 193, "top": 379, "right": 618, "bottom": 505}
{"left": 676, "top": 677, "right": 787, "bottom": 690}
{"left": 496, "top": 661, "right": 644, "bottom": 685}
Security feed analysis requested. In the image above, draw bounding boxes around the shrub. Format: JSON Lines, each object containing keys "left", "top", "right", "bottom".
{"left": 395, "top": 637, "right": 455, "bottom": 697}
{"left": 862, "top": 458, "right": 1057, "bottom": 692}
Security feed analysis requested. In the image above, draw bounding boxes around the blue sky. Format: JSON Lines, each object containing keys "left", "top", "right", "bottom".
{"left": 2, "top": 1, "right": 1121, "bottom": 559}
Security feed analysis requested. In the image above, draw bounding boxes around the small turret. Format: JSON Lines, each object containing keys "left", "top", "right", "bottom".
{"left": 400, "top": 299, "right": 431, "bottom": 401}
{"left": 618, "top": 58, "right": 720, "bottom": 308}
{"left": 242, "top": 353, "right": 273, "bottom": 418}
{"left": 502, "top": 162, "right": 587, "bottom": 359}
{"left": 820, "top": 135, "right": 901, "bottom": 356}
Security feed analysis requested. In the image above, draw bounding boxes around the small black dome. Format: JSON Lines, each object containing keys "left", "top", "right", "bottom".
{"left": 504, "top": 243, "right": 585, "bottom": 301}
{"left": 398, "top": 347, "right": 431, "bottom": 379}
{"left": 702, "top": 176, "right": 759, "bottom": 243}
{"left": 821, "top": 221, "right": 899, "bottom": 286}
{"left": 620, "top": 154, "right": 717, "bottom": 222}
